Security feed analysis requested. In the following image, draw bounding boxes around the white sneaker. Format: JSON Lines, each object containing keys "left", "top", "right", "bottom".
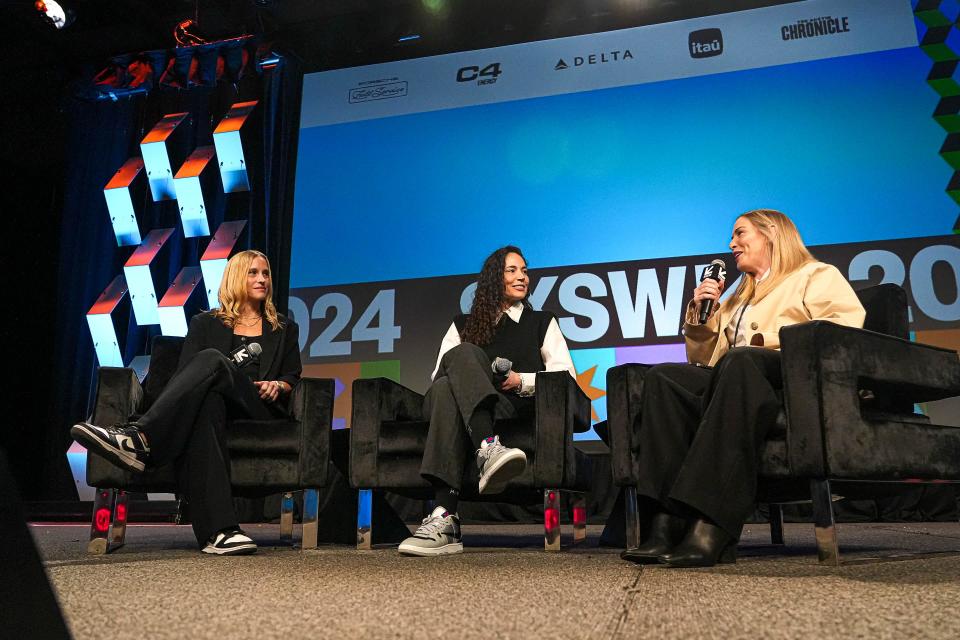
{"left": 202, "top": 529, "right": 257, "bottom": 556}
{"left": 477, "top": 435, "right": 526, "bottom": 494}
{"left": 398, "top": 506, "right": 463, "bottom": 556}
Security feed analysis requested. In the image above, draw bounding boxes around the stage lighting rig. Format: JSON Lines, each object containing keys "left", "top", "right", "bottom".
{"left": 34, "top": 0, "right": 75, "bottom": 29}
{"left": 174, "top": 19, "right": 208, "bottom": 46}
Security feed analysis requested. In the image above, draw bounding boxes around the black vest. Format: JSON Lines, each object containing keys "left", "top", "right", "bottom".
{"left": 453, "top": 309, "right": 555, "bottom": 372}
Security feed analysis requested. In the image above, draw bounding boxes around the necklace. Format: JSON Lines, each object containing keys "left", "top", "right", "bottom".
{"left": 237, "top": 315, "right": 262, "bottom": 327}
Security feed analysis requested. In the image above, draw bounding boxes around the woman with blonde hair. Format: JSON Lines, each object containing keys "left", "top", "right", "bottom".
{"left": 621, "top": 209, "right": 865, "bottom": 567}
{"left": 72, "top": 250, "right": 301, "bottom": 556}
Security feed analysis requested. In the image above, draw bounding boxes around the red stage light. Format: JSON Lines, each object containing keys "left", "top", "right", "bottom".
{"left": 116, "top": 503, "right": 127, "bottom": 522}
{"left": 94, "top": 508, "right": 111, "bottom": 532}
{"left": 573, "top": 506, "right": 586, "bottom": 526}
{"left": 544, "top": 507, "right": 559, "bottom": 532}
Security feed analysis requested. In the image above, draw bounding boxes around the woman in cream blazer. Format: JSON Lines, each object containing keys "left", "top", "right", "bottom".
{"left": 621, "top": 209, "right": 865, "bottom": 567}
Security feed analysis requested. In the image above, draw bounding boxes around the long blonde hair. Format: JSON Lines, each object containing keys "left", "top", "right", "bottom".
{"left": 213, "top": 250, "right": 281, "bottom": 330}
{"left": 725, "top": 209, "right": 815, "bottom": 309}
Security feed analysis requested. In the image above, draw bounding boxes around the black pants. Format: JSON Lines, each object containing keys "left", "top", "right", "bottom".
{"left": 633, "top": 347, "right": 783, "bottom": 538}
{"left": 420, "top": 343, "right": 532, "bottom": 491}
{"left": 137, "top": 348, "right": 274, "bottom": 546}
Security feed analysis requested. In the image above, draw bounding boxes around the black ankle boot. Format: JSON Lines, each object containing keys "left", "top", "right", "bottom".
{"left": 658, "top": 518, "right": 737, "bottom": 567}
{"left": 620, "top": 512, "right": 687, "bottom": 565}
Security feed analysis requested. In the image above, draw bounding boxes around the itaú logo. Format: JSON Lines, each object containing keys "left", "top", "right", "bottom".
{"left": 689, "top": 28, "right": 723, "bottom": 58}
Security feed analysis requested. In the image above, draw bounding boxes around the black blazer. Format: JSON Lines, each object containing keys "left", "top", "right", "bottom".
{"left": 176, "top": 311, "right": 302, "bottom": 389}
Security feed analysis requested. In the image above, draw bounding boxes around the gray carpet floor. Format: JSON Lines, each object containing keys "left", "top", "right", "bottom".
{"left": 33, "top": 521, "right": 960, "bottom": 639}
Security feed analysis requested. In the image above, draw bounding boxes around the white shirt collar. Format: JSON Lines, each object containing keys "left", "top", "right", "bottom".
{"left": 756, "top": 268, "right": 771, "bottom": 283}
{"left": 504, "top": 301, "right": 525, "bottom": 323}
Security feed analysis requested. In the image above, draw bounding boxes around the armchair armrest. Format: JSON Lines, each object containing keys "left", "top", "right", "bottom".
{"left": 534, "top": 371, "right": 590, "bottom": 486}
{"left": 350, "top": 377, "right": 424, "bottom": 487}
{"left": 605, "top": 363, "right": 653, "bottom": 486}
{"left": 780, "top": 321, "right": 960, "bottom": 476}
{"left": 290, "top": 377, "right": 335, "bottom": 487}
{"left": 91, "top": 367, "right": 143, "bottom": 427}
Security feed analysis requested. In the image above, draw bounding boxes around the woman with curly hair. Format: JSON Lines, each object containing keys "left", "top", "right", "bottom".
{"left": 399, "top": 246, "right": 575, "bottom": 556}
{"left": 71, "top": 250, "right": 301, "bottom": 556}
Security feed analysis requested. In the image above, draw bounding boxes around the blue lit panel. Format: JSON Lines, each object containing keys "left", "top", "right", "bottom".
{"left": 173, "top": 146, "right": 216, "bottom": 237}
{"left": 66, "top": 441, "right": 95, "bottom": 501}
{"left": 123, "top": 227, "right": 175, "bottom": 325}
{"left": 200, "top": 220, "right": 247, "bottom": 308}
{"left": 102, "top": 157, "right": 146, "bottom": 246}
{"left": 140, "top": 112, "right": 189, "bottom": 201}
{"left": 85, "top": 274, "right": 128, "bottom": 367}
{"left": 158, "top": 266, "right": 203, "bottom": 336}
{"left": 213, "top": 101, "right": 258, "bottom": 193}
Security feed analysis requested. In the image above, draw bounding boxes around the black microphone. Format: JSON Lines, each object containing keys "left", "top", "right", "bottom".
{"left": 698, "top": 259, "right": 727, "bottom": 324}
{"left": 228, "top": 342, "right": 262, "bottom": 368}
{"left": 491, "top": 357, "right": 512, "bottom": 384}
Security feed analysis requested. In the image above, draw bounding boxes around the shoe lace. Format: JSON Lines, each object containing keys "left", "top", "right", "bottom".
{"left": 477, "top": 439, "right": 506, "bottom": 464}
{"left": 414, "top": 513, "right": 449, "bottom": 537}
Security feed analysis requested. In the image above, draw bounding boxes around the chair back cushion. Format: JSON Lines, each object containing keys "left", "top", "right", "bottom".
{"left": 856, "top": 283, "right": 908, "bottom": 340}
{"left": 143, "top": 336, "right": 186, "bottom": 408}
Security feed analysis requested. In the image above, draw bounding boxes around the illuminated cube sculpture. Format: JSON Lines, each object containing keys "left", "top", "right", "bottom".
{"left": 173, "top": 145, "right": 219, "bottom": 238}
{"left": 213, "top": 101, "right": 259, "bottom": 193}
{"left": 158, "top": 266, "right": 205, "bottom": 337}
{"left": 102, "top": 157, "right": 146, "bottom": 246}
{"left": 200, "top": 220, "right": 247, "bottom": 308}
{"left": 140, "top": 112, "right": 190, "bottom": 201}
{"left": 123, "top": 227, "right": 174, "bottom": 325}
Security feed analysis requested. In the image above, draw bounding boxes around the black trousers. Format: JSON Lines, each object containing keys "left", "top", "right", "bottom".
{"left": 633, "top": 347, "right": 783, "bottom": 538}
{"left": 420, "top": 343, "right": 532, "bottom": 491}
{"left": 137, "top": 348, "right": 274, "bottom": 546}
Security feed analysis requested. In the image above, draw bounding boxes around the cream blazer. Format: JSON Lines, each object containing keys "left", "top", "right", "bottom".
{"left": 683, "top": 261, "right": 866, "bottom": 366}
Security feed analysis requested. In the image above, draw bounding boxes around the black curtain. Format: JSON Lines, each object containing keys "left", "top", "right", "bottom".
{"left": 43, "top": 50, "right": 303, "bottom": 500}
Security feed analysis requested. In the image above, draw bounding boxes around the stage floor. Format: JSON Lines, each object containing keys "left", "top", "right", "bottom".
{"left": 33, "top": 522, "right": 960, "bottom": 639}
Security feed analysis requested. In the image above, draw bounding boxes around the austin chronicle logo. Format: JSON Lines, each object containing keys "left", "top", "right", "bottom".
{"left": 689, "top": 29, "right": 723, "bottom": 58}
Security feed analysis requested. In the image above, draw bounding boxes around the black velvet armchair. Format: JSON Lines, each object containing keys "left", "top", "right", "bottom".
{"left": 349, "top": 372, "right": 592, "bottom": 550}
{"left": 83, "top": 336, "right": 334, "bottom": 553}
{"left": 601, "top": 284, "right": 960, "bottom": 564}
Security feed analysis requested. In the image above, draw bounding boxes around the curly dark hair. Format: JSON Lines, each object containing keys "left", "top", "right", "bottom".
{"left": 461, "top": 245, "right": 530, "bottom": 346}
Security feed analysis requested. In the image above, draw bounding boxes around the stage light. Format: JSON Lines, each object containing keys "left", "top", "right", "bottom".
{"left": 35, "top": 1, "right": 75, "bottom": 29}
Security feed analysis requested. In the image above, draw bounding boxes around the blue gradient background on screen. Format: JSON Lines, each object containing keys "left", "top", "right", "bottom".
{"left": 291, "top": 47, "right": 954, "bottom": 288}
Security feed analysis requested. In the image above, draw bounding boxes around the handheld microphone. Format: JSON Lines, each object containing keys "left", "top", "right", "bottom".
{"left": 228, "top": 342, "right": 262, "bottom": 368}
{"left": 698, "top": 259, "right": 727, "bottom": 324}
{"left": 491, "top": 357, "right": 513, "bottom": 384}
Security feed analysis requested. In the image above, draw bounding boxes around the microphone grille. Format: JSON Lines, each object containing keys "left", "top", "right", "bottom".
{"left": 492, "top": 357, "right": 512, "bottom": 374}
{"left": 247, "top": 342, "right": 263, "bottom": 356}
{"left": 710, "top": 258, "right": 726, "bottom": 267}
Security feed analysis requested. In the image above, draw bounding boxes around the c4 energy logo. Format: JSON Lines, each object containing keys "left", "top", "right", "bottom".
{"left": 689, "top": 28, "right": 723, "bottom": 59}
{"left": 456, "top": 62, "right": 502, "bottom": 85}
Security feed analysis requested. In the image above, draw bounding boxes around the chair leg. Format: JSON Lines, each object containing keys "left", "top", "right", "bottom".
{"left": 280, "top": 491, "right": 294, "bottom": 542}
{"left": 357, "top": 489, "right": 373, "bottom": 550}
{"left": 769, "top": 503, "right": 785, "bottom": 545}
{"left": 624, "top": 486, "right": 640, "bottom": 550}
{"left": 88, "top": 488, "right": 127, "bottom": 554}
{"left": 811, "top": 479, "right": 840, "bottom": 566}
{"left": 301, "top": 489, "right": 319, "bottom": 550}
{"left": 544, "top": 489, "right": 561, "bottom": 551}
{"left": 571, "top": 492, "right": 587, "bottom": 545}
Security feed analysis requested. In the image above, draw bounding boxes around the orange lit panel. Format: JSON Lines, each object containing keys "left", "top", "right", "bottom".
{"left": 141, "top": 112, "right": 189, "bottom": 144}
{"left": 202, "top": 220, "right": 247, "bottom": 261}
{"left": 158, "top": 266, "right": 204, "bottom": 337}
{"left": 213, "top": 101, "right": 258, "bottom": 134}
{"left": 103, "top": 157, "right": 146, "bottom": 246}
{"left": 172, "top": 146, "right": 217, "bottom": 237}
{"left": 125, "top": 228, "right": 174, "bottom": 267}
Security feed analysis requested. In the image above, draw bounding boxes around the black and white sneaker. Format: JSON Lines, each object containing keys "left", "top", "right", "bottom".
{"left": 202, "top": 529, "right": 258, "bottom": 556}
{"left": 398, "top": 507, "right": 463, "bottom": 556}
{"left": 476, "top": 435, "right": 527, "bottom": 494}
{"left": 70, "top": 421, "right": 150, "bottom": 472}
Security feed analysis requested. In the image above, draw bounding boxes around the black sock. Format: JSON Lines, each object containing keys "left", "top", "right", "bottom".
{"left": 434, "top": 485, "right": 460, "bottom": 514}
{"left": 468, "top": 408, "right": 494, "bottom": 449}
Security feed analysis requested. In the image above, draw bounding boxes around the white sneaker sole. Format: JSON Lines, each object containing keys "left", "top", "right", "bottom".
{"left": 201, "top": 543, "right": 258, "bottom": 556}
{"left": 398, "top": 541, "right": 464, "bottom": 557}
{"left": 70, "top": 423, "right": 146, "bottom": 472}
{"left": 478, "top": 449, "right": 527, "bottom": 494}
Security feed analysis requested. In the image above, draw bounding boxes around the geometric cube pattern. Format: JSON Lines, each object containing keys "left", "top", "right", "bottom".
{"left": 88, "top": 100, "right": 260, "bottom": 366}
{"left": 123, "top": 227, "right": 174, "bottom": 326}
{"left": 200, "top": 220, "right": 248, "bottom": 309}
{"left": 102, "top": 157, "right": 146, "bottom": 246}
{"left": 213, "top": 101, "right": 258, "bottom": 193}
{"left": 915, "top": 2, "right": 960, "bottom": 232}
